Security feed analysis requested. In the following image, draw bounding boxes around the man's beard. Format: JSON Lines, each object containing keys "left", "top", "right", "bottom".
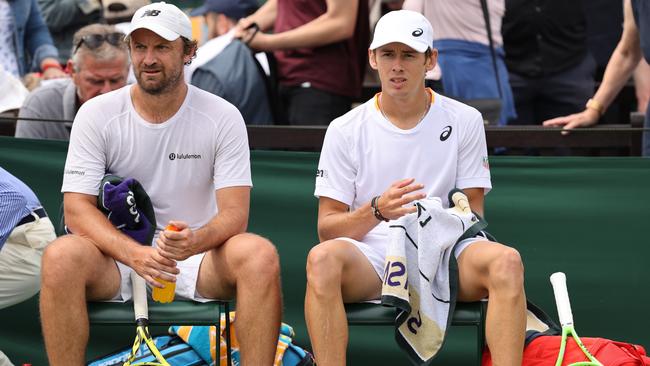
{"left": 135, "top": 65, "right": 183, "bottom": 95}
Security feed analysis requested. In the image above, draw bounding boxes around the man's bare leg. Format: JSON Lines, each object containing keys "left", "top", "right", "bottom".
{"left": 198, "top": 233, "right": 282, "bottom": 366}
{"left": 456, "top": 241, "right": 526, "bottom": 366}
{"left": 304, "top": 240, "right": 382, "bottom": 366}
{"left": 40, "top": 235, "right": 121, "bottom": 366}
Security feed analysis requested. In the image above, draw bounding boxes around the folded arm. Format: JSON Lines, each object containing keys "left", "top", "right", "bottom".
{"left": 157, "top": 186, "right": 250, "bottom": 260}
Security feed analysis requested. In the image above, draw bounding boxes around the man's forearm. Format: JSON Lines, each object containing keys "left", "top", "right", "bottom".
{"left": 593, "top": 46, "right": 642, "bottom": 112}
{"left": 248, "top": 0, "right": 277, "bottom": 31}
{"left": 251, "top": 0, "right": 358, "bottom": 51}
{"left": 317, "top": 203, "right": 380, "bottom": 243}
{"left": 592, "top": 0, "right": 642, "bottom": 111}
{"left": 192, "top": 209, "right": 248, "bottom": 253}
{"left": 64, "top": 196, "right": 140, "bottom": 265}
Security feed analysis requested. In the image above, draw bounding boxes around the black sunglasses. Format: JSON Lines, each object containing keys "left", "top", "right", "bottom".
{"left": 73, "top": 32, "right": 124, "bottom": 54}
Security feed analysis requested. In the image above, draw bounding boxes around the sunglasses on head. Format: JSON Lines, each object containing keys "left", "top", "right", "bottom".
{"left": 73, "top": 32, "right": 124, "bottom": 54}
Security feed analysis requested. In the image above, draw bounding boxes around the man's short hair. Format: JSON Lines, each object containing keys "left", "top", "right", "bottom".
{"left": 71, "top": 24, "right": 130, "bottom": 72}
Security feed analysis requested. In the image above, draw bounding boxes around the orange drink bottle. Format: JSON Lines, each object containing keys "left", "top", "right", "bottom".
{"left": 152, "top": 224, "right": 179, "bottom": 303}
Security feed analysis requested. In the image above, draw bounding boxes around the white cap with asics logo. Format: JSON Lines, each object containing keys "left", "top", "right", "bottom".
{"left": 369, "top": 10, "right": 433, "bottom": 53}
{"left": 126, "top": 1, "right": 192, "bottom": 41}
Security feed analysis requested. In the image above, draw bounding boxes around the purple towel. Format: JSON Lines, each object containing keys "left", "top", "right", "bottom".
{"left": 98, "top": 176, "right": 156, "bottom": 245}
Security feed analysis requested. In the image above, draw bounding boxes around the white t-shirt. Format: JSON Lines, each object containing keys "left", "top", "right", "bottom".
{"left": 62, "top": 84, "right": 252, "bottom": 234}
{"left": 315, "top": 91, "right": 491, "bottom": 244}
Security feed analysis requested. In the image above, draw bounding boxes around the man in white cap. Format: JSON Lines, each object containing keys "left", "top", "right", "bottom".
{"left": 306, "top": 10, "right": 525, "bottom": 365}
{"left": 39, "top": 3, "right": 282, "bottom": 365}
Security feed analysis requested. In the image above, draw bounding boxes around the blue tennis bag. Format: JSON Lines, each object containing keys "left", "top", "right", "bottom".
{"left": 88, "top": 335, "right": 206, "bottom": 366}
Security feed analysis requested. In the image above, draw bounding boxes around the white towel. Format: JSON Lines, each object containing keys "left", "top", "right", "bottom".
{"left": 381, "top": 194, "right": 486, "bottom": 364}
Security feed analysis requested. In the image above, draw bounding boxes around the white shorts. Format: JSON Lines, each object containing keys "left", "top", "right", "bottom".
{"left": 338, "top": 231, "right": 490, "bottom": 280}
{"left": 108, "top": 252, "right": 212, "bottom": 303}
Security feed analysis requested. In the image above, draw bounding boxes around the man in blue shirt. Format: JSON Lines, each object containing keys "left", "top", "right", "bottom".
{"left": 0, "top": 166, "right": 56, "bottom": 364}
{"left": 0, "top": 166, "right": 56, "bottom": 307}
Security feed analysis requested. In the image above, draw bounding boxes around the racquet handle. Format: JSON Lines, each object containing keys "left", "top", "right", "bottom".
{"left": 550, "top": 272, "right": 574, "bottom": 327}
{"left": 450, "top": 191, "right": 471, "bottom": 214}
{"left": 131, "top": 271, "right": 149, "bottom": 321}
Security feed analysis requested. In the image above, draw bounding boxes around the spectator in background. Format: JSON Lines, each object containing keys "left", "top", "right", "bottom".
{"left": 37, "top": 0, "right": 102, "bottom": 64}
{"left": 236, "top": 0, "right": 369, "bottom": 126}
{"left": 403, "top": 0, "right": 516, "bottom": 126}
{"left": 502, "top": 0, "right": 596, "bottom": 126}
{"left": 0, "top": 166, "right": 56, "bottom": 365}
{"left": 544, "top": 0, "right": 650, "bottom": 157}
{"left": 187, "top": 0, "right": 274, "bottom": 125}
{"left": 103, "top": 0, "right": 151, "bottom": 34}
{"left": 1, "top": 0, "right": 67, "bottom": 79}
{"left": 15, "top": 24, "right": 129, "bottom": 140}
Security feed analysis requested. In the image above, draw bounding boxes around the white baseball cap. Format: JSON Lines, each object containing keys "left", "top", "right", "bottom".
{"left": 126, "top": 1, "right": 192, "bottom": 41}
{"left": 369, "top": 10, "right": 433, "bottom": 53}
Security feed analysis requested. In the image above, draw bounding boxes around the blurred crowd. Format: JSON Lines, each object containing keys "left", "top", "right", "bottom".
{"left": 0, "top": 0, "right": 647, "bottom": 154}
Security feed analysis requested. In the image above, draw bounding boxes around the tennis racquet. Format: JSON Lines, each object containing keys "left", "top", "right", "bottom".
{"left": 550, "top": 272, "right": 603, "bottom": 366}
{"left": 123, "top": 272, "right": 170, "bottom": 366}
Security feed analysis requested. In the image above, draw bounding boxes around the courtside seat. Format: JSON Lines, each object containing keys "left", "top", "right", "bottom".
{"left": 87, "top": 300, "right": 229, "bottom": 325}
{"left": 345, "top": 301, "right": 486, "bottom": 365}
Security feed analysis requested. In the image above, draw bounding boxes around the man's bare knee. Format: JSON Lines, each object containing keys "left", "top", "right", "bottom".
{"left": 306, "top": 242, "right": 343, "bottom": 290}
{"left": 488, "top": 246, "right": 524, "bottom": 294}
{"left": 233, "top": 234, "right": 280, "bottom": 280}
{"left": 42, "top": 236, "right": 91, "bottom": 283}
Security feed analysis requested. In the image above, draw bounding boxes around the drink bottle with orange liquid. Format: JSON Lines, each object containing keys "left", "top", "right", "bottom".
{"left": 152, "top": 224, "right": 179, "bottom": 303}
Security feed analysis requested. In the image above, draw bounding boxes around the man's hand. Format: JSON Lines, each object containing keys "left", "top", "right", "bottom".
{"left": 542, "top": 109, "right": 599, "bottom": 135}
{"left": 129, "top": 244, "right": 179, "bottom": 288}
{"left": 156, "top": 221, "right": 197, "bottom": 261}
{"left": 375, "top": 178, "right": 426, "bottom": 221}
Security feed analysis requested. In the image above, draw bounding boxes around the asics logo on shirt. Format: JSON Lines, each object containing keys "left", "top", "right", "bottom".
{"left": 440, "top": 126, "right": 452, "bottom": 141}
{"left": 412, "top": 28, "right": 423, "bottom": 37}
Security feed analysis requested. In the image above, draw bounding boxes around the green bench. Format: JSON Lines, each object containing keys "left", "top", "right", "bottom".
{"left": 346, "top": 302, "right": 487, "bottom": 365}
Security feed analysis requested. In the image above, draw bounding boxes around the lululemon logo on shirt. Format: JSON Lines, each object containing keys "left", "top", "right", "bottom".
{"left": 440, "top": 126, "right": 452, "bottom": 141}
{"left": 412, "top": 28, "right": 423, "bottom": 37}
{"left": 169, "top": 152, "right": 201, "bottom": 160}
{"left": 142, "top": 9, "right": 161, "bottom": 17}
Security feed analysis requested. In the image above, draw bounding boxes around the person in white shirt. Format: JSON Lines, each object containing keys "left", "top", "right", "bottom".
{"left": 307, "top": 10, "right": 526, "bottom": 366}
{"left": 39, "top": 3, "right": 282, "bottom": 365}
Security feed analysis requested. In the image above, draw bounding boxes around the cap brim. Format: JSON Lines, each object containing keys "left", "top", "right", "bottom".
{"left": 126, "top": 22, "right": 180, "bottom": 41}
{"left": 369, "top": 38, "right": 428, "bottom": 53}
{"left": 189, "top": 4, "right": 209, "bottom": 17}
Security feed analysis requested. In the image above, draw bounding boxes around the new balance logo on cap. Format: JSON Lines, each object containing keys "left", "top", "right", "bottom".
{"left": 141, "top": 9, "right": 160, "bottom": 17}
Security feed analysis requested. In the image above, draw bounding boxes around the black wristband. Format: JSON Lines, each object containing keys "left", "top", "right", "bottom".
{"left": 371, "top": 195, "right": 389, "bottom": 222}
